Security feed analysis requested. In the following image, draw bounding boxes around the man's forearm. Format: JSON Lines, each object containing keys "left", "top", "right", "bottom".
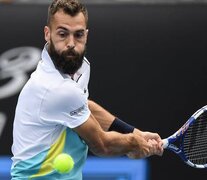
{"left": 87, "top": 100, "right": 163, "bottom": 157}
{"left": 88, "top": 100, "right": 134, "bottom": 133}
{"left": 88, "top": 100, "right": 115, "bottom": 131}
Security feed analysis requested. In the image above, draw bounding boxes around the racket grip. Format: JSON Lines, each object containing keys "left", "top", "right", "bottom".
{"left": 162, "top": 138, "right": 169, "bottom": 149}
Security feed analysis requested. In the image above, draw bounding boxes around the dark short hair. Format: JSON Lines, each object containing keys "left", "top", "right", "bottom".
{"left": 47, "top": 0, "right": 88, "bottom": 27}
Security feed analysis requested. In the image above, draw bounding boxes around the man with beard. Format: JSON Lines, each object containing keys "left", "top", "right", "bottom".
{"left": 11, "top": 0, "right": 163, "bottom": 179}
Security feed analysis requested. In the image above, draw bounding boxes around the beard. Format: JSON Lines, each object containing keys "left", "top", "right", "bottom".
{"left": 48, "top": 40, "right": 85, "bottom": 75}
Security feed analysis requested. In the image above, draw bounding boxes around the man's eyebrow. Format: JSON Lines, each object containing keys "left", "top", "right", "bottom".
{"left": 57, "top": 26, "right": 68, "bottom": 31}
{"left": 56, "top": 27, "right": 86, "bottom": 32}
{"left": 76, "top": 29, "right": 85, "bottom": 32}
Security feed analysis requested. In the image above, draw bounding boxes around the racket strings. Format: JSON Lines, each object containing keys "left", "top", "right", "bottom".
{"left": 183, "top": 111, "right": 207, "bottom": 165}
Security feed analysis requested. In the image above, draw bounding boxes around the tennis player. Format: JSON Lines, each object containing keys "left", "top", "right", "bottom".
{"left": 11, "top": 0, "right": 163, "bottom": 179}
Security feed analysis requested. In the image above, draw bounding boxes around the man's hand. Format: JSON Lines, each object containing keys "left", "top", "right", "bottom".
{"left": 127, "top": 129, "right": 163, "bottom": 159}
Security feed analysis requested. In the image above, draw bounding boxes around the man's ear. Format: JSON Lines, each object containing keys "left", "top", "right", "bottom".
{"left": 44, "top": 26, "right": 50, "bottom": 42}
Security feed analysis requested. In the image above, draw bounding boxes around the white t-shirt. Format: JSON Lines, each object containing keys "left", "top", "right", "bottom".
{"left": 11, "top": 44, "right": 91, "bottom": 179}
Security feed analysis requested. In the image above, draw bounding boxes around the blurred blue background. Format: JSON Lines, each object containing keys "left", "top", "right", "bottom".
{"left": 0, "top": 157, "right": 148, "bottom": 180}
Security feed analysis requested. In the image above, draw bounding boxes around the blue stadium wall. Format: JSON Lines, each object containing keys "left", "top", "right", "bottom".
{"left": 0, "top": 3, "right": 207, "bottom": 180}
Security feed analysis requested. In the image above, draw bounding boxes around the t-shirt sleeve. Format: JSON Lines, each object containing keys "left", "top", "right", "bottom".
{"left": 40, "top": 81, "right": 90, "bottom": 128}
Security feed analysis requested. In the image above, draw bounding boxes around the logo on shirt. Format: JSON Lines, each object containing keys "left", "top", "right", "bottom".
{"left": 70, "top": 105, "right": 85, "bottom": 116}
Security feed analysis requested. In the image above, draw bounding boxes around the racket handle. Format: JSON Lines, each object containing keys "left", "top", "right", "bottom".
{"left": 162, "top": 138, "right": 169, "bottom": 149}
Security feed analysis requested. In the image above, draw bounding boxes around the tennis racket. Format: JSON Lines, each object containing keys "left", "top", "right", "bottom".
{"left": 162, "top": 105, "right": 207, "bottom": 168}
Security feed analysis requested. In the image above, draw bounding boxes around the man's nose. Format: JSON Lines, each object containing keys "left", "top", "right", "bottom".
{"left": 66, "top": 35, "right": 75, "bottom": 49}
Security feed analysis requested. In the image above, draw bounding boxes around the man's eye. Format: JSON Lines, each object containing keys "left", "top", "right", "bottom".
{"left": 74, "top": 31, "right": 84, "bottom": 39}
{"left": 58, "top": 32, "right": 67, "bottom": 38}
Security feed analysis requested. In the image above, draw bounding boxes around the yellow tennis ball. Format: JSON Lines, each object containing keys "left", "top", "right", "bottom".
{"left": 53, "top": 153, "right": 74, "bottom": 174}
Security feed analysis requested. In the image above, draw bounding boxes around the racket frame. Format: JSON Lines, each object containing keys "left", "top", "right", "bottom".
{"left": 162, "top": 105, "right": 207, "bottom": 168}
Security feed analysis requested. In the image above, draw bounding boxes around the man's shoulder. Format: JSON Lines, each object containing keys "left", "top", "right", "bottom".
{"left": 46, "top": 79, "right": 82, "bottom": 101}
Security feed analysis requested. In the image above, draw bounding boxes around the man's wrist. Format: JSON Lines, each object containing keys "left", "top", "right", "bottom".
{"left": 108, "top": 117, "right": 135, "bottom": 134}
